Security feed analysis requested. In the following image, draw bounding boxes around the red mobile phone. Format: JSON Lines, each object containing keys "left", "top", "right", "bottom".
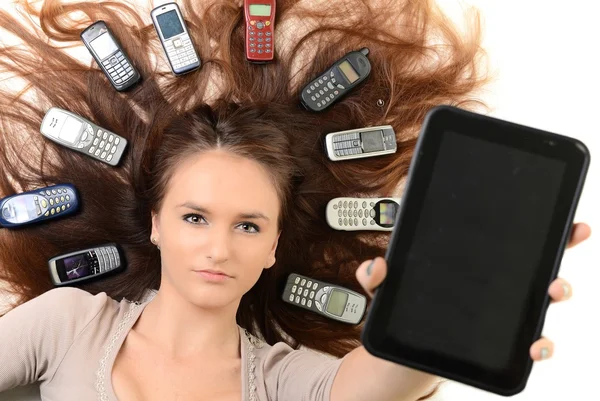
{"left": 244, "top": 0, "right": 276, "bottom": 63}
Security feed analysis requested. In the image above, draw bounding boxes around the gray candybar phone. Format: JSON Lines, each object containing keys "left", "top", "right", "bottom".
{"left": 324, "top": 125, "right": 397, "bottom": 161}
{"left": 40, "top": 107, "right": 127, "bottom": 166}
{"left": 151, "top": 2, "right": 201, "bottom": 75}
{"left": 80, "top": 21, "right": 141, "bottom": 91}
{"left": 282, "top": 273, "right": 367, "bottom": 324}
{"left": 48, "top": 243, "right": 125, "bottom": 286}
{"left": 300, "top": 47, "right": 371, "bottom": 111}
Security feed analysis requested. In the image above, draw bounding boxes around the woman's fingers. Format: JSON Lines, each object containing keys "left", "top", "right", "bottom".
{"left": 548, "top": 278, "right": 573, "bottom": 303}
{"left": 530, "top": 337, "right": 554, "bottom": 361}
{"left": 567, "top": 223, "right": 591, "bottom": 249}
{"left": 356, "top": 257, "right": 387, "bottom": 298}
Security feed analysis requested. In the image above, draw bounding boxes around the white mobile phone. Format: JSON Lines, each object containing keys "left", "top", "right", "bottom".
{"left": 282, "top": 273, "right": 367, "bottom": 324}
{"left": 151, "top": 2, "right": 201, "bottom": 75}
{"left": 324, "top": 125, "right": 397, "bottom": 161}
{"left": 48, "top": 243, "right": 125, "bottom": 286}
{"left": 326, "top": 197, "right": 401, "bottom": 231}
{"left": 40, "top": 107, "right": 128, "bottom": 166}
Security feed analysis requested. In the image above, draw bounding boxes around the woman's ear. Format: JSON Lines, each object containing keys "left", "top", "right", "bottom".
{"left": 265, "top": 231, "right": 281, "bottom": 269}
{"left": 151, "top": 211, "right": 160, "bottom": 239}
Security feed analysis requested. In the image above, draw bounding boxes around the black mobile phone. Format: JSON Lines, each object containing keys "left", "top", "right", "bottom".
{"left": 48, "top": 243, "right": 125, "bottom": 286}
{"left": 300, "top": 48, "right": 371, "bottom": 112}
{"left": 362, "top": 105, "right": 590, "bottom": 396}
{"left": 81, "top": 21, "right": 141, "bottom": 91}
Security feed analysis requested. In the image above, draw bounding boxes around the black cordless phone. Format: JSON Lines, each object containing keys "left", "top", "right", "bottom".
{"left": 81, "top": 21, "right": 141, "bottom": 91}
{"left": 300, "top": 47, "right": 371, "bottom": 111}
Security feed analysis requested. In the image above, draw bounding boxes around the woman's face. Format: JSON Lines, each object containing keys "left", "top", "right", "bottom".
{"left": 151, "top": 149, "right": 281, "bottom": 308}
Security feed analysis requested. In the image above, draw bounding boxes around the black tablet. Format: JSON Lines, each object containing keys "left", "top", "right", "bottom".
{"left": 361, "top": 105, "right": 590, "bottom": 396}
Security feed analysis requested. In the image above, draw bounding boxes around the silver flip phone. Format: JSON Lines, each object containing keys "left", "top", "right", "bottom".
{"left": 40, "top": 107, "right": 127, "bottom": 166}
{"left": 151, "top": 2, "right": 201, "bottom": 75}
{"left": 282, "top": 273, "right": 367, "bottom": 324}
{"left": 324, "top": 125, "right": 397, "bottom": 161}
{"left": 48, "top": 243, "right": 125, "bottom": 286}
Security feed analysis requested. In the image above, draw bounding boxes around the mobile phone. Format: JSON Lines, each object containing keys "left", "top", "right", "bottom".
{"left": 40, "top": 107, "right": 128, "bottom": 166}
{"left": 48, "top": 243, "right": 125, "bottom": 286}
{"left": 362, "top": 106, "right": 590, "bottom": 396}
{"left": 0, "top": 184, "right": 79, "bottom": 228}
{"left": 324, "top": 125, "right": 397, "bottom": 161}
{"left": 326, "top": 197, "right": 401, "bottom": 231}
{"left": 282, "top": 273, "right": 367, "bottom": 324}
{"left": 300, "top": 47, "right": 371, "bottom": 112}
{"left": 244, "top": 0, "right": 276, "bottom": 63}
{"left": 80, "top": 21, "right": 141, "bottom": 91}
{"left": 151, "top": 2, "right": 201, "bottom": 75}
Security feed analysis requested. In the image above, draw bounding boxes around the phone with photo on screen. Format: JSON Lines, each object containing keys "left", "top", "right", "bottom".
{"left": 48, "top": 243, "right": 125, "bottom": 286}
{"left": 361, "top": 105, "right": 590, "bottom": 396}
{"left": 80, "top": 20, "right": 141, "bottom": 91}
{"left": 151, "top": 2, "right": 201, "bottom": 75}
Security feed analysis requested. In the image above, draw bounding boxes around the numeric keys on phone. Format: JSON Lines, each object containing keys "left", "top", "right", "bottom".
{"left": 289, "top": 276, "right": 319, "bottom": 308}
{"left": 247, "top": 24, "right": 273, "bottom": 55}
{"left": 306, "top": 71, "right": 342, "bottom": 109}
{"left": 102, "top": 51, "right": 135, "bottom": 85}
{"left": 332, "top": 199, "right": 377, "bottom": 228}
{"left": 88, "top": 128, "right": 121, "bottom": 163}
{"left": 166, "top": 34, "right": 198, "bottom": 69}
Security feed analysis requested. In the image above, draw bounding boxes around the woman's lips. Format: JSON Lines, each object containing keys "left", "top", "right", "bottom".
{"left": 192, "top": 270, "right": 232, "bottom": 282}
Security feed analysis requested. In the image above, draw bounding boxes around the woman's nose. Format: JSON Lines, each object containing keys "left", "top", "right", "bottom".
{"left": 204, "top": 226, "right": 231, "bottom": 264}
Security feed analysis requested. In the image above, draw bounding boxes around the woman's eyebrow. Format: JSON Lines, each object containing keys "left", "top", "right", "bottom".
{"left": 176, "top": 202, "right": 271, "bottom": 221}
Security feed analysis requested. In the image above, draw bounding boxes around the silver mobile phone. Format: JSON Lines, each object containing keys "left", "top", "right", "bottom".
{"left": 326, "top": 197, "right": 401, "bottom": 231}
{"left": 151, "top": 2, "right": 201, "bottom": 75}
{"left": 282, "top": 273, "right": 367, "bottom": 324}
{"left": 40, "top": 107, "right": 128, "bottom": 166}
{"left": 48, "top": 243, "right": 125, "bottom": 286}
{"left": 324, "top": 125, "right": 397, "bottom": 161}
{"left": 80, "top": 20, "right": 141, "bottom": 91}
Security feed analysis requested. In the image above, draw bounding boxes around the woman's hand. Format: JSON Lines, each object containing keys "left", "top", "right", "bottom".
{"left": 355, "top": 222, "right": 592, "bottom": 362}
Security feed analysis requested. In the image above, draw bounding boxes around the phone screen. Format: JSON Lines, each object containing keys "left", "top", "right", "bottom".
{"left": 338, "top": 60, "right": 360, "bottom": 83}
{"left": 1, "top": 196, "right": 37, "bottom": 223}
{"left": 386, "top": 130, "right": 566, "bottom": 369}
{"left": 249, "top": 4, "right": 272, "bottom": 16}
{"left": 326, "top": 289, "right": 348, "bottom": 317}
{"left": 377, "top": 202, "right": 398, "bottom": 226}
{"left": 41, "top": 112, "right": 82, "bottom": 144}
{"left": 157, "top": 10, "right": 184, "bottom": 39}
{"left": 361, "top": 130, "right": 384, "bottom": 152}
{"left": 89, "top": 31, "right": 118, "bottom": 59}
{"left": 59, "top": 254, "right": 92, "bottom": 281}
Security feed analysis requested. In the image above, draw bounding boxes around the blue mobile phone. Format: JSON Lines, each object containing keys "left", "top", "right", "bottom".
{"left": 0, "top": 183, "right": 79, "bottom": 228}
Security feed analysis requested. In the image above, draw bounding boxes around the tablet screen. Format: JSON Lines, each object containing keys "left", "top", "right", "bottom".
{"left": 386, "top": 130, "right": 565, "bottom": 370}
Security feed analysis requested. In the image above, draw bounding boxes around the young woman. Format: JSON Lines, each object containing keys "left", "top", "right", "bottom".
{"left": 0, "top": 1, "right": 590, "bottom": 400}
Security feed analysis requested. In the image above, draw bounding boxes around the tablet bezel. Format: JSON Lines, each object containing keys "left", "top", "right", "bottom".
{"left": 361, "top": 105, "right": 589, "bottom": 395}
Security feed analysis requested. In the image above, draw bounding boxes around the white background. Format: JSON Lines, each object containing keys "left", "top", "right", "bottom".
{"left": 0, "top": 1, "right": 599, "bottom": 400}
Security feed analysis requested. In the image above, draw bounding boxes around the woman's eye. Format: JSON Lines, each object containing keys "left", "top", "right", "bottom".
{"left": 184, "top": 214, "right": 205, "bottom": 224}
{"left": 239, "top": 223, "right": 260, "bottom": 234}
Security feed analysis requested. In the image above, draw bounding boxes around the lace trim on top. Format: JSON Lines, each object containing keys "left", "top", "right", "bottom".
{"left": 94, "top": 298, "right": 265, "bottom": 401}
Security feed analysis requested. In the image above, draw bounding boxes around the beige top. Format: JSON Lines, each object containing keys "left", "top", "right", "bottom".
{"left": 0, "top": 288, "right": 344, "bottom": 400}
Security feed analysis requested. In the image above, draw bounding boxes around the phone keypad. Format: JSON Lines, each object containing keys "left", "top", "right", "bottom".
{"left": 92, "top": 246, "right": 120, "bottom": 274}
{"left": 332, "top": 200, "right": 376, "bottom": 228}
{"left": 306, "top": 71, "right": 344, "bottom": 109}
{"left": 36, "top": 187, "right": 74, "bottom": 218}
{"left": 289, "top": 276, "right": 320, "bottom": 310}
{"left": 247, "top": 22, "right": 274, "bottom": 56}
{"left": 332, "top": 131, "right": 362, "bottom": 157}
{"left": 165, "top": 34, "right": 198, "bottom": 70}
{"left": 101, "top": 51, "right": 135, "bottom": 85}
{"left": 87, "top": 129, "right": 122, "bottom": 163}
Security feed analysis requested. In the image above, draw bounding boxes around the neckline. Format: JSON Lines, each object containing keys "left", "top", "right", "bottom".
{"left": 99, "top": 293, "right": 250, "bottom": 401}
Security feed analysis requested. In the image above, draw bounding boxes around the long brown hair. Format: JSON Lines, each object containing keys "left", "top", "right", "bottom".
{"left": 0, "top": 0, "right": 487, "bottom": 398}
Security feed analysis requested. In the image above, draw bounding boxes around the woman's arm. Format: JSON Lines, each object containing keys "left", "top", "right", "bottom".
{"left": 331, "top": 345, "right": 438, "bottom": 401}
